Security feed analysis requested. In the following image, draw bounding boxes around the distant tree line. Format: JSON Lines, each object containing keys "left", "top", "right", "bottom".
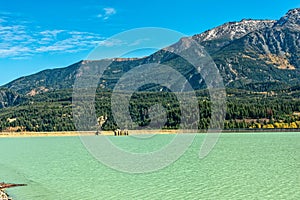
{"left": 1, "top": 89, "right": 300, "bottom": 132}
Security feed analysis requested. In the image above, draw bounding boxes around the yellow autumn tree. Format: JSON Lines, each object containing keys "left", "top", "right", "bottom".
{"left": 289, "top": 122, "right": 297, "bottom": 128}
{"left": 263, "top": 124, "right": 274, "bottom": 129}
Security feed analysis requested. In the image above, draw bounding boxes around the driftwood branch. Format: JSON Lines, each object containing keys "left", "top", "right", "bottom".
{"left": 0, "top": 183, "right": 27, "bottom": 189}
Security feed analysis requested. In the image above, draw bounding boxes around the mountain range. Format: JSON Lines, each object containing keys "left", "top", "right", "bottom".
{"left": 1, "top": 8, "right": 300, "bottom": 107}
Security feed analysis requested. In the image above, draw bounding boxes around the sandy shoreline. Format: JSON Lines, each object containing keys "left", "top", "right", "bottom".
{"left": 0, "top": 129, "right": 207, "bottom": 138}
{"left": 0, "top": 129, "right": 299, "bottom": 138}
{"left": 0, "top": 130, "right": 187, "bottom": 138}
{"left": 0, "top": 131, "right": 96, "bottom": 138}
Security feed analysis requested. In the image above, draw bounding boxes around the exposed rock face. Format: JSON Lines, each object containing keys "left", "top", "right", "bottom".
{"left": 192, "top": 19, "right": 275, "bottom": 54}
{"left": 274, "top": 8, "right": 300, "bottom": 29}
{"left": 194, "top": 19, "right": 275, "bottom": 41}
{"left": 213, "top": 8, "right": 300, "bottom": 88}
{"left": 0, "top": 88, "right": 25, "bottom": 108}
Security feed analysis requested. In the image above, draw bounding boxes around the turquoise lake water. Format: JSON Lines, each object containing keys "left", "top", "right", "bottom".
{"left": 0, "top": 133, "right": 299, "bottom": 199}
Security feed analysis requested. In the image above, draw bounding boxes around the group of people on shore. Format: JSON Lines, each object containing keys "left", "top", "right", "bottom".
{"left": 114, "top": 129, "right": 129, "bottom": 136}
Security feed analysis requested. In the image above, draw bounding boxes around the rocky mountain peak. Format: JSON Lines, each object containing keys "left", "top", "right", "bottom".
{"left": 275, "top": 8, "right": 300, "bottom": 28}
{"left": 193, "top": 19, "right": 275, "bottom": 42}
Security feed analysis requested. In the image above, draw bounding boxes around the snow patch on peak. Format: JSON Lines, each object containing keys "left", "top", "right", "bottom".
{"left": 194, "top": 19, "right": 275, "bottom": 42}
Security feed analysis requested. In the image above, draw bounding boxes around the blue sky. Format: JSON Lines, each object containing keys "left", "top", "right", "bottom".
{"left": 0, "top": 0, "right": 299, "bottom": 85}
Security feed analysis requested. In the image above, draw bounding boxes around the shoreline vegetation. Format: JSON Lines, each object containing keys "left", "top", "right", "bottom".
{"left": 0, "top": 129, "right": 300, "bottom": 138}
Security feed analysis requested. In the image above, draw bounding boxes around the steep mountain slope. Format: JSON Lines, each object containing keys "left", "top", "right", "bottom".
{"left": 193, "top": 19, "right": 275, "bottom": 53}
{"left": 275, "top": 8, "right": 300, "bottom": 29}
{"left": 3, "top": 61, "right": 83, "bottom": 95}
{"left": 0, "top": 88, "right": 26, "bottom": 108}
{"left": 2, "top": 8, "right": 300, "bottom": 94}
{"left": 212, "top": 8, "right": 300, "bottom": 89}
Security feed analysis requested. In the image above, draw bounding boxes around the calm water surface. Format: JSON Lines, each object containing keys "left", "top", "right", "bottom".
{"left": 0, "top": 133, "right": 299, "bottom": 199}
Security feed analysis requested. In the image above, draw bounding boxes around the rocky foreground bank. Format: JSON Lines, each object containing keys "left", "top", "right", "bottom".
{"left": 0, "top": 183, "right": 27, "bottom": 200}
{"left": 0, "top": 190, "right": 11, "bottom": 200}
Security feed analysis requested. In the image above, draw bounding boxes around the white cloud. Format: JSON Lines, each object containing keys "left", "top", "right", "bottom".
{"left": 0, "top": 46, "right": 32, "bottom": 58}
{"left": 39, "top": 30, "right": 65, "bottom": 37}
{"left": 0, "top": 14, "right": 105, "bottom": 58}
{"left": 97, "top": 38, "right": 151, "bottom": 48}
{"left": 98, "top": 39, "right": 124, "bottom": 47}
{"left": 128, "top": 38, "right": 150, "bottom": 46}
{"left": 97, "top": 7, "right": 117, "bottom": 20}
{"left": 35, "top": 32, "right": 104, "bottom": 53}
{"left": 104, "top": 8, "right": 116, "bottom": 16}
{"left": 36, "top": 44, "right": 73, "bottom": 52}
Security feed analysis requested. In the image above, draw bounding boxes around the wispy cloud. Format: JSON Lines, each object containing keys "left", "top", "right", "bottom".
{"left": 35, "top": 32, "right": 103, "bottom": 53}
{"left": 39, "top": 30, "right": 65, "bottom": 37}
{"left": 128, "top": 38, "right": 150, "bottom": 46}
{"left": 0, "top": 46, "right": 32, "bottom": 58}
{"left": 98, "top": 38, "right": 150, "bottom": 48}
{"left": 98, "top": 38, "right": 125, "bottom": 47}
{"left": 0, "top": 13, "right": 105, "bottom": 59}
{"left": 97, "top": 7, "right": 117, "bottom": 20}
